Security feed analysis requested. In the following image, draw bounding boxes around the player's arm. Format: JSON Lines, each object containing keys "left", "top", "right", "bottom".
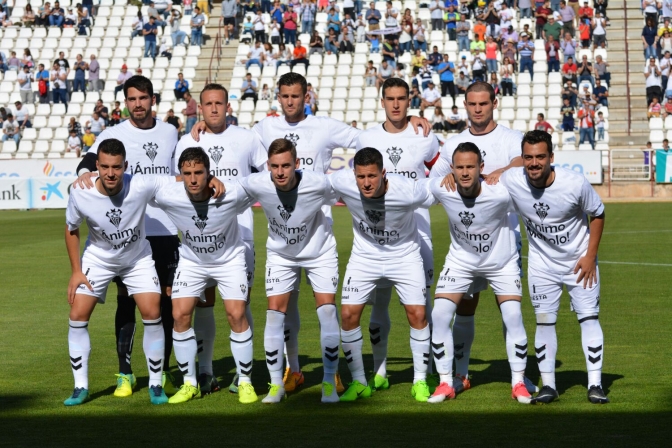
{"left": 65, "top": 225, "right": 93, "bottom": 304}
{"left": 484, "top": 155, "right": 523, "bottom": 185}
{"left": 574, "top": 181, "right": 606, "bottom": 288}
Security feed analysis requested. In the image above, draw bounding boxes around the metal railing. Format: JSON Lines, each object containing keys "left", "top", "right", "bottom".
{"left": 207, "top": 19, "right": 224, "bottom": 85}
{"left": 610, "top": 149, "right": 653, "bottom": 181}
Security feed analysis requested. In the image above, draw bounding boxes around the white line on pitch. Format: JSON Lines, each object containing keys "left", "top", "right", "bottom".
{"left": 521, "top": 256, "right": 672, "bottom": 267}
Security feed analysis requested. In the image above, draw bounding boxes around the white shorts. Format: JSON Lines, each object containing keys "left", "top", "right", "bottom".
{"left": 466, "top": 226, "right": 523, "bottom": 296}
{"left": 378, "top": 237, "right": 434, "bottom": 289}
{"left": 203, "top": 239, "right": 255, "bottom": 291}
{"left": 528, "top": 266, "right": 601, "bottom": 315}
{"left": 172, "top": 256, "right": 249, "bottom": 301}
{"left": 78, "top": 252, "right": 160, "bottom": 303}
{"left": 266, "top": 249, "right": 339, "bottom": 297}
{"left": 435, "top": 258, "right": 522, "bottom": 297}
{"left": 341, "top": 252, "right": 426, "bottom": 306}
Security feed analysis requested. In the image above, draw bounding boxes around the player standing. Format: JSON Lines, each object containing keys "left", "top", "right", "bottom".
{"left": 354, "top": 78, "right": 440, "bottom": 391}
{"left": 238, "top": 139, "right": 341, "bottom": 403}
{"left": 64, "top": 139, "right": 176, "bottom": 406}
{"left": 329, "top": 148, "right": 434, "bottom": 402}
{"left": 174, "top": 83, "right": 267, "bottom": 396}
{"left": 425, "top": 143, "right": 531, "bottom": 404}
{"left": 154, "top": 147, "right": 258, "bottom": 404}
{"left": 500, "top": 130, "right": 609, "bottom": 404}
{"left": 76, "top": 76, "right": 180, "bottom": 396}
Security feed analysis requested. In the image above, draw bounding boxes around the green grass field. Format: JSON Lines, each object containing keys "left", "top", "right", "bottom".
{"left": 1, "top": 204, "right": 671, "bottom": 447}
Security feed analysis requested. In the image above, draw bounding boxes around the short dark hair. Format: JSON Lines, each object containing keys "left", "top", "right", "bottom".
{"left": 99, "top": 138, "right": 126, "bottom": 159}
{"left": 178, "top": 147, "right": 210, "bottom": 172}
{"left": 522, "top": 130, "right": 554, "bottom": 155}
{"left": 354, "top": 147, "right": 384, "bottom": 170}
{"left": 381, "top": 77, "right": 409, "bottom": 97}
{"left": 268, "top": 138, "right": 297, "bottom": 159}
{"left": 277, "top": 72, "right": 308, "bottom": 95}
{"left": 538, "top": 113, "right": 545, "bottom": 119}
{"left": 123, "top": 75, "right": 154, "bottom": 99}
{"left": 200, "top": 83, "right": 228, "bottom": 104}
{"left": 452, "top": 142, "right": 482, "bottom": 164}
{"left": 465, "top": 81, "right": 496, "bottom": 102}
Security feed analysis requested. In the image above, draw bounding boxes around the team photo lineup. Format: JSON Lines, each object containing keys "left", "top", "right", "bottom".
{"left": 62, "top": 72, "right": 609, "bottom": 407}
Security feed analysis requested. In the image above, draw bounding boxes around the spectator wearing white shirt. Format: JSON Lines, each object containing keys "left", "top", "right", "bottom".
{"left": 253, "top": 10, "right": 266, "bottom": 43}
{"left": 131, "top": 11, "right": 145, "bottom": 38}
{"left": 245, "top": 41, "right": 264, "bottom": 70}
{"left": 2, "top": 114, "right": 20, "bottom": 144}
{"left": 12, "top": 101, "right": 32, "bottom": 128}
{"left": 445, "top": 105, "right": 467, "bottom": 132}
{"left": 420, "top": 81, "right": 441, "bottom": 112}
{"left": 429, "top": 0, "right": 444, "bottom": 30}
{"left": 645, "top": 56, "right": 663, "bottom": 105}
{"left": 499, "top": 3, "right": 513, "bottom": 29}
{"left": 67, "top": 129, "right": 82, "bottom": 157}
{"left": 86, "top": 112, "right": 106, "bottom": 136}
{"left": 18, "top": 65, "right": 34, "bottom": 104}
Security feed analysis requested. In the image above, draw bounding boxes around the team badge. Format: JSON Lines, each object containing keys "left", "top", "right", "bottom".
{"left": 386, "top": 147, "right": 403, "bottom": 167}
{"left": 192, "top": 214, "right": 208, "bottom": 234}
{"left": 365, "top": 209, "right": 383, "bottom": 224}
{"left": 533, "top": 202, "right": 550, "bottom": 222}
{"left": 143, "top": 142, "right": 159, "bottom": 163}
{"left": 459, "top": 211, "right": 475, "bottom": 230}
{"left": 106, "top": 208, "right": 122, "bottom": 229}
{"left": 284, "top": 133, "right": 300, "bottom": 146}
{"left": 153, "top": 277, "right": 159, "bottom": 286}
{"left": 428, "top": 269, "right": 434, "bottom": 281}
{"left": 240, "top": 284, "right": 247, "bottom": 295}
{"left": 515, "top": 279, "right": 521, "bottom": 289}
{"left": 332, "top": 276, "right": 338, "bottom": 287}
{"left": 208, "top": 146, "right": 224, "bottom": 165}
{"left": 277, "top": 204, "right": 294, "bottom": 222}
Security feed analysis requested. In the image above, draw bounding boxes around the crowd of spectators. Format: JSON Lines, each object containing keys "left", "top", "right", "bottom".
{"left": 642, "top": 8, "right": 672, "bottom": 125}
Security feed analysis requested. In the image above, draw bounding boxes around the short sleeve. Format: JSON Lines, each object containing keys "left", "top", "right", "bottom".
{"left": 321, "top": 174, "right": 340, "bottom": 206}
{"left": 429, "top": 152, "right": 452, "bottom": 178}
{"left": 425, "top": 134, "right": 441, "bottom": 164}
{"left": 508, "top": 133, "right": 523, "bottom": 163}
{"left": 65, "top": 194, "right": 83, "bottom": 231}
{"left": 232, "top": 182, "right": 256, "bottom": 214}
{"left": 579, "top": 177, "right": 605, "bottom": 217}
{"left": 136, "top": 174, "right": 175, "bottom": 200}
{"left": 412, "top": 178, "right": 436, "bottom": 208}
{"left": 236, "top": 175, "right": 259, "bottom": 200}
{"left": 329, "top": 119, "right": 361, "bottom": 149}
{"left": 248, "top": 135, "right": 268, "bottom": 171}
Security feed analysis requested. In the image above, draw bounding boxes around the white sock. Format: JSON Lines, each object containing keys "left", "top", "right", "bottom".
{"left": 264, "top": 310, "right": 285, "bottom": 386}
{"left": 369, "top": 286, "right": 392, "bottom": 378}
{"left": 230, "top": 327, "right": 254, "bottom": 384}
{"left": 284, "top": 289, "right": 301, "bottom": 373}
{"left": 425, "top": 288, "right": 434, "bottom": 375}
{"left": 194, "top": 306, "right": 216, "bottom": 376}
{"left": 317, "top": 304, "right": 340, "bottom": 384}
{"left": 173, "top": 328, "right": 197, "bottom": 386}
{"left": 341, "top": 327, "right": 366, "bottom": 385}
{"left": 499, "top": 301, "right": 528, "bottom": 387}
{"left": 431, "top": 299, "right": 456, "bottom": 384}
{"left": 578, "top": 314, "right": 604, "bottom": 388}
{"left": 535, "top": 313, "right": 558, "bottom": 389}
{"left": 68, "top": 320, "right": 90, "bottom": 389}
{"left": 142, "top": 318, "right": 165, "bottom": 387}
{"left": 410, "top": 325, "right": 431, "bottom": 383}
{"left": 452, "top": 314, "right": 474, "bottom": 377}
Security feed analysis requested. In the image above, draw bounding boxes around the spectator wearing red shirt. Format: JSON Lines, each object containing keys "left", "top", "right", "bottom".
{"left": 535, "top": 113, "right": 554, "bottom": 134}
{"left": 535, "top": 0, "right": 552, "bottom": 40}
{"left": 578, "top": 105, "right": 595, "bottom": 149}
{"left": 545, "top": 35, "right": 560, "bottom": 72}
{"left": 562, "top": 56, "right": 578, "bottom": 84}
{"left": 579, "top": 19, "right": 591, "bottom": 49}
{"left": 283, "top": 5, "right": 298, "bottom": 45}
{"left": 578, "top": 1, "right": 594, "bottom": 19}
{"left": 663, "top": 98, "right": 672, "bottom": 118}
{"left": 290, "top": 40, "right": 309, "bottom": 70}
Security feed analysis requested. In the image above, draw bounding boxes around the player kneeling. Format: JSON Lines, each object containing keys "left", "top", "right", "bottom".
{"left": 238, "top": 139, "right": 341, "bottom": 404}
{"left": 153, "top": 147, "right": 258, "bottom": 404}
{"left": 427, "top": 143, "right": 532, "bottom": 404}
{"left": 329, "top": 148, "right": 435, "bottom": 402}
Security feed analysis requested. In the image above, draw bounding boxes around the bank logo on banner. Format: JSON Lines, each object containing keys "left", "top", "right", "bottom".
{"left": 39, "top": 181, "right": 64, "bottom": 201}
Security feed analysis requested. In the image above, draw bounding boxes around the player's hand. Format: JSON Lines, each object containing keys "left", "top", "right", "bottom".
{"left": 408, "top": 116, "right": 432, "bottom": 137}
{"left": 440, "top": 173, "right": 456, "bottom": 191}
{"left": 208, "top": 175, "right": 226, "bottom": 198}
{"left": 68, "top": 272, "right": 93, "bottom": 305}
{"left": 574, "top": 255, "right": 598, "bottom": 289}
{"left": 190, "top": 120, "right": 207, "bottom": 141}
{"left": 73, "top": 172, "right": 97, "bottom": 189}
{"left": 484, "top": 168, "right": 505, "bottom": 185}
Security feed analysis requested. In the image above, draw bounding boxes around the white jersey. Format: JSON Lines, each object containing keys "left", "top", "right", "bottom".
{"left": 500, "top": 167, "right": 605, "bottom": 274}
{"left": 174, "top": 126, "right": 267, "bottom": 240}
{"left": 238, "top": 170, "right": 337, "bottom": 260}
{"left": 153, "top": 181, "right": 251, "bottom": 265}
{"left": 355, "top": 123, "right": 440, "bottom": 241}
{"left": 66, "top": 174, "right": 174, "bottom": 267}
{"left": 328, "top": 170, "right": 433, "bottom": 260}
{"left": 429, "top": 178, "right": 517, "bottom": 270}
{"left": 252, "top": 114, "right": 361, "bottom": 173}
{"left": 89, "top": 119, "right": 179, "bottom": 237}
{"left": 429, "top": 124, "right": 522, "bottom": 177}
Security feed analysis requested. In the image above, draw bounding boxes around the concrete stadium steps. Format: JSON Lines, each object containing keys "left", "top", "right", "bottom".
{"left": 193, "top": 2, "right": 236, "bottom": 93}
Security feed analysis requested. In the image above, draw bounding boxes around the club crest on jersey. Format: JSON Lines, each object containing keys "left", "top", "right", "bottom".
{"left": 143, "top": 142, "right": 159, "bottom": 163}
{"left": 106, "top": 208, "right": 122, "bottom": 229}
{"left": 386, "top": 147, "right": 403, "bottom": 167}
{"left": 240, "top": 284, "right": 247, "bottom": 295}
{"left": 208, "top": 146, "right": 224, "bottom": 166}
{"left": 459, "top": 211, "right": 475, "bottom": 229}
{"left": 284, "top": 133, "right": 300, "bottom": 146}
{"left": 277, "top": 204, "right": 294, "bottom": 222}
{"left": 332, "top": 276, "right": 338, "bottom": 287}
{"left": 515, "top": 279, "right": 521, "bottom": 289}
{"left": 533, "top": 202, "right": 550, "bottom": 222}
{"left": 365, "top": 209, "right": 383, "bottom": 224}
{"left": 153, "top": 277, "right": 159, "bottom": 286}
{"left": 192, "top": 214, "right": 208, "bottom": 234}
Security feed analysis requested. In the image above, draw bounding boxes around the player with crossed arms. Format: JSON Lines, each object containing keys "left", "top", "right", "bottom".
{"left": 500, "top": 130, "right": 609, "bottom": 404}
{"left": 425, "top": 142, "right": 532, "bottom": 404}
{"left": 328, "top": 148, "right": 434, "bottom": 402}
{"left": 64, "top": 139, "right": 223, "bottom": 406}
{"left": 237, "top": 139, "right": 341, "bottom": 404}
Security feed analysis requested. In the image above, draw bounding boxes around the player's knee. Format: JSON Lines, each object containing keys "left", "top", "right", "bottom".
{"left": 405, "top": 306, "right": 427, "bottom": 328}
{"left": 226, "top": 303, "right": 247, "bottom": 328}
{"left": 340, "top": 306, "right": 360, "bottom": 329}
{"left": 173, "top": 313, "right": 192, "bottom": 332}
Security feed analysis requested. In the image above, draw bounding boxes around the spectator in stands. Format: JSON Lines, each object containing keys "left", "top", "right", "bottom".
{"left": 6, "top": 51, "right": 19, "bottom": 71}
{"left": 384, "top": 0, "right": 399, "bottom": 28}
{"left": 381, "top": 36, "right": 397, "bottom": 68}
{"left": 13, "top": 102, "right": 32, "bottom": 129}
{"left": 260, "top": 83, "right": 271, "bottom": 100}
{"left": 2, "top": 113, "right": 19, "bottom": 144}
{"left": 593, "top": 78, "right": 609, "bottom": 106}
{"left": 376, "top": 60, "right": 393, "bottom": 90}
{"left": 488, "top": 72, "right": 500, "bottom": 95}
{"left": 226, "top": 106, "right": 238, "bottom": 126}
{"left": 266, "top": 105, "right": 280, "bottom": 117}
{"left": 662, "top": 98, "right": 672, "bottom": 119}
{"left": 485, "top": 36, "right": 498, "bottom": 74}
{"left": 543, "top": 16, "right": 562, "bottom": 42}
{"left": 20, "top": 49, "right": 33, "bottom": 70}
{"left": 437, "top": 54, "right": 456, "bottom": 105}
{"left": 500, "top": 56, "right": 514, "bottom": 96}
{"left": 577, "top": 16, "right": 591, "bottom": 49}
{"left": 71, "top": 54, "right": 87, "bottom": 93}
{"left": 501, "top": 26, "right": 519, "bottom": 46}
{"left": 470, "top": 35, "right": 485, "bottom": 54}
{"left": 446, "top": 105, "right": 467, "bottom": 132}
{"left": 86, "top": 112, "right": 106, "bottom": 136}
{"left": 429, "top": 0, "right": 443, "bottom": 31}
{"left": 366, "top": 61, "right": 377, "bottom": 86}
{"left": 86, "top": 55, "right": 100, "bottom": 92}
{"left": 64, "top": 7, "right": 77, "bottom": 26}
{"left": 170, "top": 10, "right": 187, "bottom": 46}
{"left": 82, "top": 127, "right": 95, "bottom": 152}
{"left": 301, "top": 0, "right": 316, "bottom": 35}
{"left": 153, "top": 0, "right": 173, "bottom": 19}
{"left": 50, "top": 61, "right": 67, "bottom": 107}
{"left": 594, "top": 111, "right": 605, "bottom": 140}
{"left": 642, "top": 17, "right": 658, "bottom": 60}
{"left": 220, "top": 0, "right": 237, "bottom": 45}
{"left": 558, "top": 32, "right": 576, "bottom": 63}
{"left": 590, "top": 12, "right": 607, "bottom": 50}
{"left": 342, "top": 12, "right": 357, "bottom": 41}
{"left": 535, "top": 113, "right": 554, "bottom": 134}
{"left": 561, "top": 98, "right": 575, "bottom": 131}
{"left": 535, "top": 0, "right": 552, "bottom": 40}
{"left": 22, "top": 4, "right": 36, "bottom": 27}
{"left": 420, "top": 81, "right": 441, "bottom": 112}
{"left": 418, "top": 58, "right": 433, "bottom": 89}
{"left": 578, "top": 104, "right": 595, "bottom": 148}
{"left": 558, "top": 1, "right": 575, "bottom": 37}
{"left": 472, "top": 18, "right": 486, "bottom": 45}
{"left": 163, "top": 108, "right": 183, "bottom": 133}
{"left": 36, "top": 3, "right": 51, "bottom": 28}
{"left": 518, "top": 33, "right": 535, "bottom": 80}
{"left": 338, "top": 27, "right": 355, "bottom": 53}
{"left": 291, "top": 40, "right": 310, "bottom": 69}
{"left": 645, "top": 56, "right": 663, "bottom": 105}
{"left": 562, "top": 56, "right": 578, "bottom": 84}
{"left": 502, "top": 39, "right": 517, "bottom": 71}
{"left": 520, "top": 0, "right": 533, "bottom": 19}
{"left": 131, "top": 11, "right": 144, "bottom": 38}
{"left": 159, "top": 37, "right": 173, "bottom": 61}
{"left": 456, "top": 14, "right": 470, "bottom": 52}
{"left": 114, "top": 64, "right": 133, "bottom": 96}
{"left": 191, "top": 7, "right": 205, "bottom": 46}
{"left": 17, "top": 65, "right": 33, "bottom": 104}
{"left": 55, "top": 51, "right": 70, "bottom": 75}
{"left": 109, "top": 101, "right": 122, "bottom": 126}
{"left": 67, "top": 129, "right": 82, "bottom": 157}
{"left": 643, "top": 0, "right": 658, "bottom": 24}
{"left": 409, "top": 85, "right": 421, "bottom": 108}
{"left": 283, "top": 4, "right": 298, "bottom": 44}
{"left": 182, "top": 91, "right": 198, "bottom": 133}
{"left": 443, "top": 5, "right": 457, "bottom": 41}
{"left": 324, "top": 28, "right": 339, "bottom": 54}
{"left": 590, "top": 53, "right": 609, "bottom": 87}
{"left": 252, "top": 10, "right": 265, "bottom": 43}
{"left": 240, "top": 73, "right": 259, "bottom": 105}
{"left": 545, "top": 35, "right": 561, "bottom": 73}
{"left": 67, "top": 116, "right": 82, "bottom": 137}
{"left": 276, "top": 43, "right": 292, "bottom": 68}
{"left": 578, "top": 54, "right": 594, "bottom": 87}
{"left": 245, "top": 41, "right": 264, "bottom": 69}
{"left": 143, "top": 16, "right": 159, "bottom": 59}
{"left": 456, "top": 55, "right": 470, "bottom": 75}
{"left": 77, "top": 3, "right": 92, "bottom": 29}
{"left": 49, "top": 1, "right": 65, "bottom": 27}
{"left": 499, "top": 3, "right": 514, "bottom": 29}
{"left": 94, "top": 99, "right": 109, "bottom": 126}
{"left": 648, "top": 97, "right": 662, "bottom": 118}
{"left": 430, "top": 105, "right": 446, "bottom": 131}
